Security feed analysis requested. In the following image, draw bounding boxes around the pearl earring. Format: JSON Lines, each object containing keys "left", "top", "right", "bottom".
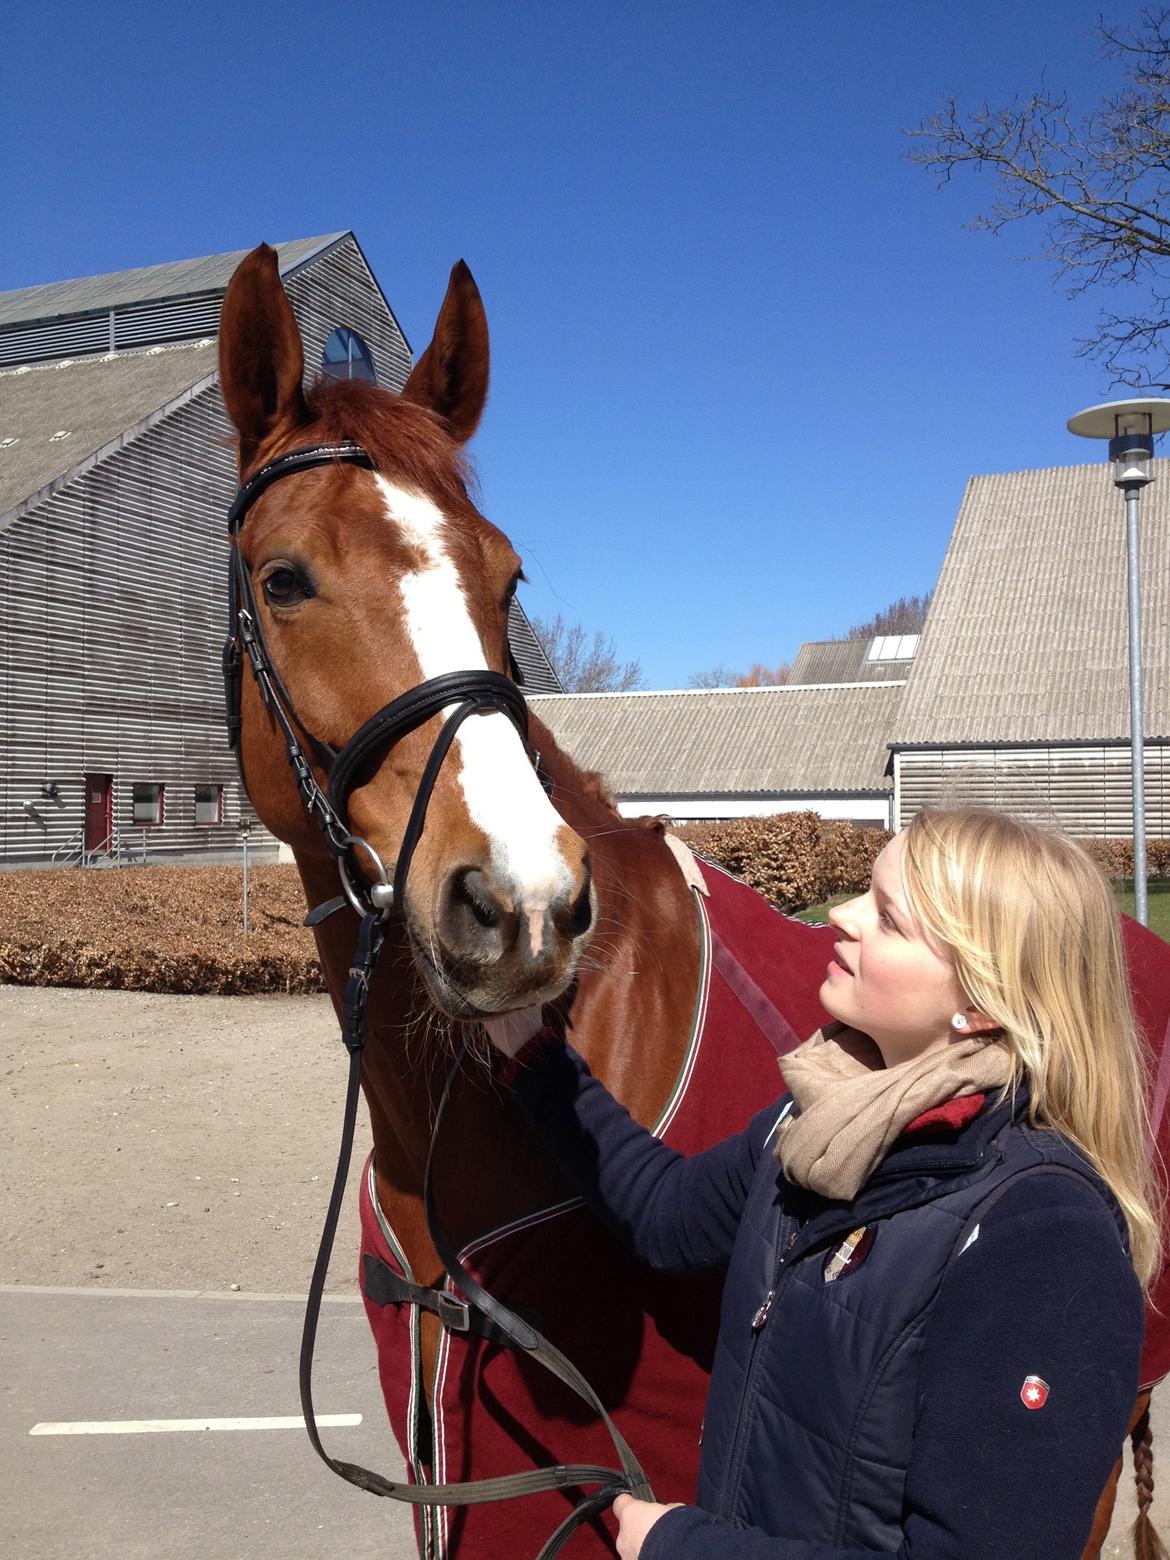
{"left": 951, "top": 1013, "right": 969, "bottom": 1031}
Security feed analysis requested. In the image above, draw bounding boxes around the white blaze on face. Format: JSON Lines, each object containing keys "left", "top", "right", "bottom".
{"left": 375, "top": 476, "right": 572, "bottom": 928}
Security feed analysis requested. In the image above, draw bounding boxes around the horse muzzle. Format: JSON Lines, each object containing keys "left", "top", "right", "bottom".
{"left": 404, "top": 859, "right": 595, "bottom": 1019}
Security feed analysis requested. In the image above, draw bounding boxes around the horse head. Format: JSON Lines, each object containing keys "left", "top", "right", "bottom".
{"left": 218, "top": 244, "right": 593, "bottom": 1019}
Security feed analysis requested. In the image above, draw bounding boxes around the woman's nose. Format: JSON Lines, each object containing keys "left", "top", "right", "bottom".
{"left": 829, "top": 896, "right": 862, "bottom": 935}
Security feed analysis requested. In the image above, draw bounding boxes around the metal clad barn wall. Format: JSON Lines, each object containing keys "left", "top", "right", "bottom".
{"left": 1, "top": 239, "right": 413, "bottom": 865}
{"left": 1, "top": 380, "right": 247, "bottom": 863}
{"left": 895, "top": 746, "right": 1170, "bottom": 837}
{"left": 285, "top": 237, "right": 412, "bottom": 392}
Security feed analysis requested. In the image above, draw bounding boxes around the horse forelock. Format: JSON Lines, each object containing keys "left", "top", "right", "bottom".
{"left": 302, "top": 376, "right": 480, "bottom": 519}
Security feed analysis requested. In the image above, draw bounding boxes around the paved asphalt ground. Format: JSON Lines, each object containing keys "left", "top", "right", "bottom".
{"left": 1, "top": 985, "right": 1167, "bottom": 1558}
{"left": 2, "top": 1286, "right": 418, "bottom": 1560}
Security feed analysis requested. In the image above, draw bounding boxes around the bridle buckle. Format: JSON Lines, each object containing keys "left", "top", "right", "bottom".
{"left": 437, "top": 1291, "right": 471, "bottom": 1333}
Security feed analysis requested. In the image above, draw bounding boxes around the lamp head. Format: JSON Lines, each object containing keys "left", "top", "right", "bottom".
{"left": 1067, "top": 396, "right": 1170, "bottom": 487}
{"left": 1110, "top": 411, "right": 1154, "bottom": 488}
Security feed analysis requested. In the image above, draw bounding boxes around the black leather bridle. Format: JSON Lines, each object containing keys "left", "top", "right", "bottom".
{"left": 222, "top": 443, "right": 652, "bottom": 1557}
{"left": 222, "top": 440, "right": 533, "bottom": 921}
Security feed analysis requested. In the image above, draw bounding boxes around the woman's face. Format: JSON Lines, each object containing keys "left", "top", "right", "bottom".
{"left": 821, "top": 831, "right": 975, "bottom": 1067}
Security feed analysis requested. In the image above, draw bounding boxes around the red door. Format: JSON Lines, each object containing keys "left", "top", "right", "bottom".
{"left": 84, "top": 775, "right": 112, "bottom": 853}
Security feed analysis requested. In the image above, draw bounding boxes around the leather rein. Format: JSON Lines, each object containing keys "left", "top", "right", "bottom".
{"left": 222, "top": 442, "right": 653, "bottom": 1557}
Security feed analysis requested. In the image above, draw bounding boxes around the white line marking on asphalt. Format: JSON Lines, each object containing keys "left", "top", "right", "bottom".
{"left": 0, "top": 1284, "right": 362, "bottom": 1303}
{"left": 30, "top": 1414, "right": 362, "bottom": 1436}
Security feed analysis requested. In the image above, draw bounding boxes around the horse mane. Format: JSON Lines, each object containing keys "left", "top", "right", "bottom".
{"left": 524, "top": 713, "right": 674, "bottom": 863}
{"left": 303, "top": 376, "right": 480, "bottom": 516}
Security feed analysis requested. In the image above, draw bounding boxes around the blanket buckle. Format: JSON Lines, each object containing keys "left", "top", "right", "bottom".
{"left": 438, "top": 1292, "right": 471, "bottom": 1332}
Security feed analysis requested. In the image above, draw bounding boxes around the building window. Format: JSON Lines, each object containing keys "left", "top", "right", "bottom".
{"left": 133, "top": 783, "right": 164, "bottom": 826}
{"left": 866, "top": 633, "right": 920, "bottom": 664}
{"left": 321, "top": 326, "right": 377, "bottom": 383}
{"left": 195, "top": 784, "right": 224, "bottom": 826}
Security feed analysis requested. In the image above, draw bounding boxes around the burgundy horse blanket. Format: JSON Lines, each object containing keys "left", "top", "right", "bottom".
{"left": 357, "top": 856, "right": 1170, "bottom": 1559}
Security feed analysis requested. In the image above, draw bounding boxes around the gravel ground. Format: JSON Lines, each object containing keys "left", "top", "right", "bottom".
{"left": 1, "top": 982, "right": 1165, "bottom": 1553}
{"left": 1, "top": 984, "right": 366, "bottom": 1294}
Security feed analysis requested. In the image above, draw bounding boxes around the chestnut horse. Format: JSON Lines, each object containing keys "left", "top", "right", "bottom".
{"left": 217, "top": 245, "right": 1168, "bottom": 1559}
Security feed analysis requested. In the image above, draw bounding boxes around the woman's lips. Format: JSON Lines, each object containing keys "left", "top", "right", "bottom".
{"left": 828, "top": 945, "right": 853, "bottom": 976}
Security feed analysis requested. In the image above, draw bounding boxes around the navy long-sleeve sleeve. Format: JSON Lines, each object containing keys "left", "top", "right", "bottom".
{"left": 639, "top": 1179, "right": 1143, "bottom": 1559}
{"left": 511, "top": 1036, "right": 783, "bottom": 1271}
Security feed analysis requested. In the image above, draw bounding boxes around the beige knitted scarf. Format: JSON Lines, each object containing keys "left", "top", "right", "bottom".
{"left": 775, "top": 1023, "right": 1012, "bottom": 1201}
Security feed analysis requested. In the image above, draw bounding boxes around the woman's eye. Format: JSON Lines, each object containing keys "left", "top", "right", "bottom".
{"left": 262, "top": 567, "right": 304, "bottom": 606}
{"left": 879, "top": 909, "right": 897, "bottom": 931}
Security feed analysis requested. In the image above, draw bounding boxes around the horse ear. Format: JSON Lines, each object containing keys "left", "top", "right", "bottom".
{"left": 218, "top": 243, "right": 307, "bottom": 462}
{"left": 400, "top": 260, "right": 489, "bottom": 443}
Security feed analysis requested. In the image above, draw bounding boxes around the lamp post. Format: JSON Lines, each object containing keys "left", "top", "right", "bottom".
{"left": 1067, "top": 397, "right": 1170, "bottom": 926}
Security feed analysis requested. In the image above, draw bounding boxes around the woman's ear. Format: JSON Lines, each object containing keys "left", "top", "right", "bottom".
{"left": 956, "top": 1005, "right": 1000, "bottom": 1037}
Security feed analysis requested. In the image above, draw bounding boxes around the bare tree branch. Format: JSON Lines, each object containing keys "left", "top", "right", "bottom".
{"left": 687, "top": 664, "right": 740, "bottom": 689}
{"left": 687, "top": 661, "right": 790, "bottom": 688}
{"left": 837, "top": 593, "right": 932, "bottom": 641}
{"left": 907, "top": 8, "right": 1170, "bottom": 384}
{"left": 530, "top": 613, "right": 644, "bottom": 692}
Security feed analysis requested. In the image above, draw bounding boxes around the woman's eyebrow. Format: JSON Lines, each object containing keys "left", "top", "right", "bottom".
{"left": 874, "top": 880, "right": 909, "bottom": 920}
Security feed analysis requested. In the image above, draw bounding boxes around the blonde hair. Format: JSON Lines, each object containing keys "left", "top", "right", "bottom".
{"left": 901, "top": 807, "right": 1164, "bottom": 1289}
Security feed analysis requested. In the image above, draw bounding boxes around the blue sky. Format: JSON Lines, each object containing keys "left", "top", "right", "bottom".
{"left": 3, "top": 1, "right": 1136, "bottom": 686}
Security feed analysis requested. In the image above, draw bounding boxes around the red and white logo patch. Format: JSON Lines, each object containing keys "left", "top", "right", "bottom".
{"left": 1020, "top": 1375, "right": 1050, "bottom": 1410}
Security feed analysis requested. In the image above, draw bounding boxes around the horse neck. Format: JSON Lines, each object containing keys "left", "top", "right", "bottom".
{"left": 533, "top": 732, "right": 703, "bottom": 1123}
{"left": 293, "top": 848, "right": 457, "bottom": 1192}
{"left": 292, "top": 730, "right": 701, "bottom": 1261}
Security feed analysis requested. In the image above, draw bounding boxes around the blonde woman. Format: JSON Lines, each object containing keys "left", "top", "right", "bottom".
{"left": 486, "top": 808, "right": 1160, "bottom": 1559}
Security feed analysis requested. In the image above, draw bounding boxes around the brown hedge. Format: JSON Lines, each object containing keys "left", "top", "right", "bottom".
{"left": 1081, "top": 837, "right": 1170, "bottom": 881}
{"left": 676, "top": 817, "right": 1170, "bottom": 914}
{"left": 2, "top": 828, "right": 1164, "bottom": 994}
{"left": 0, "top": 864, "right": 325, "bottom": 995}
{"left": 674, "top": 814, "right": 890, "bottom": 912}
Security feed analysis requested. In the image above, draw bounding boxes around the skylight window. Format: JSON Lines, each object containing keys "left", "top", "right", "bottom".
{"left": 49, "top": 429, "right": 72, "bottom": 442}
{"left": 865, "top": 634, "right": 920, "bottom": 663}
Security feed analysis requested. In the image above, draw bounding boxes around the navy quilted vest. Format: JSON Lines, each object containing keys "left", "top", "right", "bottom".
{"left": 694, "top": 1097, "right": 1123, "bottom": 1547}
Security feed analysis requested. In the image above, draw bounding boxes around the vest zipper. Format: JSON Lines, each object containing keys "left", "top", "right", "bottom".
{"left": 751, "top": 1227, "right": 798, "bottom": 1331}
{"left": 721, "top": 1224, "right": 801, "bottom": 1516}
{"left": 750, "top": 1290, "right": 775, "bottom": 1331}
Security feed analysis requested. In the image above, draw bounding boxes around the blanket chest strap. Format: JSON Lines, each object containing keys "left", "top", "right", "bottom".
{"left": 362, "top": 1253, "right": 543, "bottom": 1348}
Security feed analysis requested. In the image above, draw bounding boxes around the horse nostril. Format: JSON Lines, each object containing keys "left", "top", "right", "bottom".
{"left": 453, "top": 867, "right": 502, "bottom": 930}
{"left": 568, "top": 876, "right": 592, "bottom": 939}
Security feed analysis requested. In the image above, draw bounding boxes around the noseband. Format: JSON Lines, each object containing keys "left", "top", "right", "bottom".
{"left": 221, "top": 443, "right": 652, "bottom": 1555}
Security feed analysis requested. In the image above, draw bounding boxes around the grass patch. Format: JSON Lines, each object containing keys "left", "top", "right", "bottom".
{"left": 793, "top": 893, "right": 851, "bottom": 925}
{"left": 1112, "top": 881, "right": 1170, "bottom": 942}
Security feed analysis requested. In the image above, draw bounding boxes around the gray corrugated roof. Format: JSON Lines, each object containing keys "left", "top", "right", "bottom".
{"left": 789, "top": 638, "right": 909, "bottom": 685}
{"left": 0, "top": 235, "right": 343, "bottom": 327}
{"left": 529, "top": 683, "right": 904, "bottom": 795}
{"left": 0, "top": 342, "right": 217, "bottom": 517}
{"left": 507, "top": 600, "right": 563, "bottom": 692}
{"left": 890, "top": 460, "right": 1170, "bottom": 745}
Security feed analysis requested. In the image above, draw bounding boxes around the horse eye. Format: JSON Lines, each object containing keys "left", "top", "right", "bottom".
{"left": 262, "top": 566, "right": 306, "bottom": 606}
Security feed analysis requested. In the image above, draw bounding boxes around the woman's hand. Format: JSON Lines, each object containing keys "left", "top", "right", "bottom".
{"left": 612, "top": 1494, "right": 684, "bottom": 1558}
{"left": 481, "top": 1005, "right": 546, "bottom": 1058}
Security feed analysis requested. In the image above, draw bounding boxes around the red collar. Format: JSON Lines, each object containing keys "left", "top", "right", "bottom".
{"left": 901, "top": 1094, "right": 986, "bottom": 1137}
